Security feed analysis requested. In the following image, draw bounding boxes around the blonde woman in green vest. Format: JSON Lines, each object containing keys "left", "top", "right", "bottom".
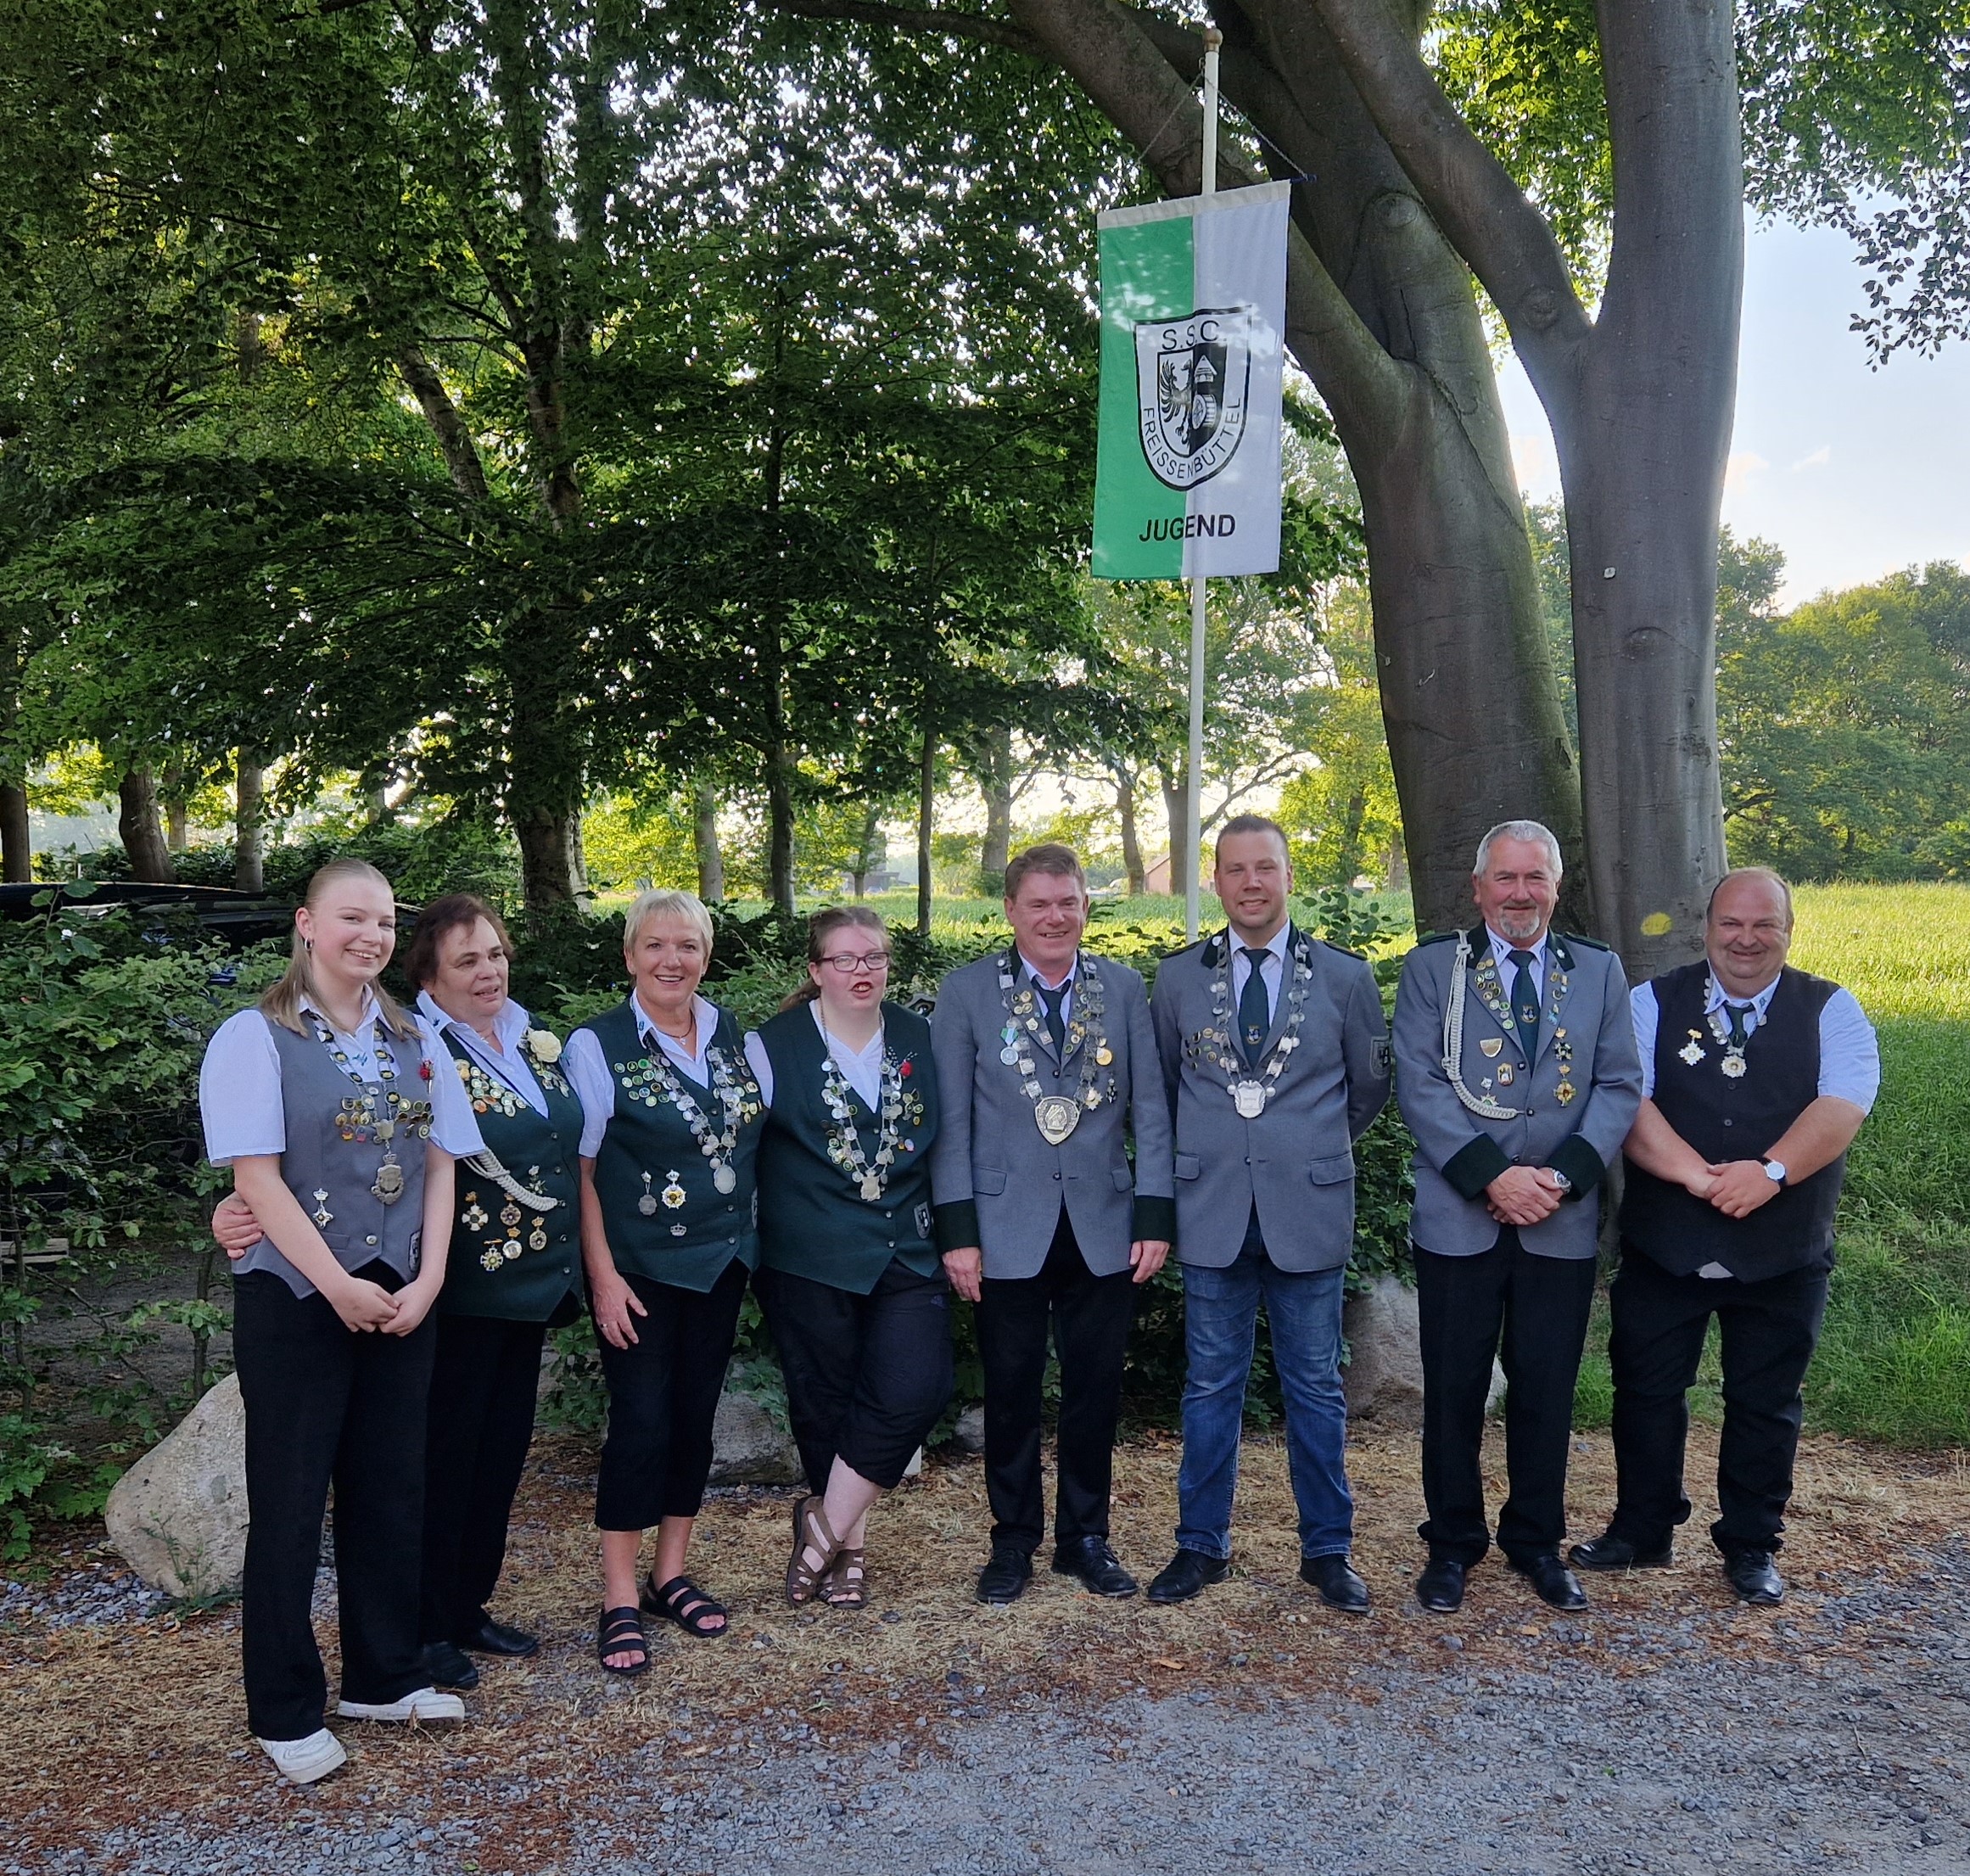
{"left": 562, "top": 889, "right": 765, "bottom": 1674}
{"left": 744, "top": 905, "right": 949, "bottom": 1609}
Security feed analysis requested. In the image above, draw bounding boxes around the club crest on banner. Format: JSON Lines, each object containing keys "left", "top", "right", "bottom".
{"left": 1134, "top": 306, "right": 1254, "bottom": 490}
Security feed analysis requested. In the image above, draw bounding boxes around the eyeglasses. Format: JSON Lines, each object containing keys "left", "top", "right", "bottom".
{"left": 820, "top": 952, "right": 892, "bottom": 975}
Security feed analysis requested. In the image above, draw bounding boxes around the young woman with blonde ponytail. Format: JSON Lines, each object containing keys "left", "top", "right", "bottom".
{"left": 197, "top": 858, "right": 485, "bottom": 1784}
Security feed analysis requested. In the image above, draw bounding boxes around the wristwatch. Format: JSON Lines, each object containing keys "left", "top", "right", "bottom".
{"left": 1549, "top": 1171, "right": 1573, "bottom": 1194}
{"left": 1760, "top": 1157, "right": 1788, "bottom": 1188}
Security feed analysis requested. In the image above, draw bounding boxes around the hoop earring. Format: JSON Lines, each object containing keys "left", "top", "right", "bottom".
{"left": 304, "top": 938, "right": 315, "bottom": 955}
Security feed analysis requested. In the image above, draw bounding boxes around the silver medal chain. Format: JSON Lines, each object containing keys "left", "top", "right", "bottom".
{"left": 997, "top": 952, "right": 1112, "bottom": 1144}
{"left": 630, "top": 1038, "right": 754, "bottom": 1196}
{"left": 817, "top": 1020, "right": 909, "bottom": 1202}
{"left": 1202, "top": 933, "right": 1312, "bottom": 1118}
{"left": 1705, "top": 1004, "right": 1752, "bottom": 1078}
{"left": 306, "top": 1012, "right": 431, "bottom": 1206}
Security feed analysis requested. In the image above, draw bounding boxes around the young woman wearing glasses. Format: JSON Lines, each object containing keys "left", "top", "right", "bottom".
{"left": 745, "top": 906, "right": 950, "bottom": 1608}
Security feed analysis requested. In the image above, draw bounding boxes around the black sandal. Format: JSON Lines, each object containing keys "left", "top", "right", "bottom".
{"left": 641, "top": 1573, "right": 729, "bottom": 1639}
{"left": 596, "top": 1604, "right": 650, "bottom": 1676}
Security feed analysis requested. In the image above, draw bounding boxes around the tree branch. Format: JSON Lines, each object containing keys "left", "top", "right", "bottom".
{"left": 1309, "top": 0, "right": 1592, "bottom": 394}
{"left": 764, "top": 0, "right": 1041, "bottom": 53}
{"left": 396, "top": 344, "right": 490, "bottom": 505}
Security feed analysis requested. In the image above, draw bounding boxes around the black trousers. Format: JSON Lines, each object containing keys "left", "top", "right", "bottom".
{"left": 419, "top": 1313, "right": 547, "bottom": 1647}
{"left": 1414, "top": 1231, "right": 1597, "bottom": 1566}
{"left": 975, "top": 1210, "right": 1138, "bottom": 1554}
{"left": 1606, "top": 1246, "right": 1830, "bottom": 1557}
{"left": 593, "top": 1260, "right": 747, "bottom": 1532}
{"left": 232, "top": 1264, "right": 435, "bottom": 1742}
{"left": 756, "top": 1258, "right": 954, "bottom": 1492}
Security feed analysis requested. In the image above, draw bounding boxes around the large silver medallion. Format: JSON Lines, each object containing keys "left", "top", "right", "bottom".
{"left": 1233, "top": 1080, "right": 1267, "bottom": 1120}
{"left": 1720, "top": 1054, "right": 1748, "bottom": 1078}
{"left": 1034, "top": 1095, "right": 1082, "bottom": 1145}
{"left": 713, "top": 1163, "right": 738, "bottom": 1194}
{"left": 371, "top": 1157, "right": 406, "bottom": 1206}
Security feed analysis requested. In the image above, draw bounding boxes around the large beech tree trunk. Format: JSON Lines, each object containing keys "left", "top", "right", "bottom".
{"left": 118, "top": 769, "right": 176, "bottom": 882}
{"left": 1115, "top": 768, "right": 1145, "bottom": 896}
{"left": 1004, "top": 0, "right": 1585, "bottom": 939}
{"left": 977, "top": 725, "right": 1014, "bottom": 889}
{"left": 1309, "top": 0, "right": 1739, "bottom": 969}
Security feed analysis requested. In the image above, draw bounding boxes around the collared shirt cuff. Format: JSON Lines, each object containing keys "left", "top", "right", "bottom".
{"left": 1548, "top": 1134, "right": 1607, "bottom": 1200}
{"left": 933, "top": 1200, "right": 982, "bottom": 1256}
{"left": 1443, "top": 1134, "right": 1513, "bottom": 1199}
{"left": 1131, "top": 1195, "right": 1176, "bottom": 1243}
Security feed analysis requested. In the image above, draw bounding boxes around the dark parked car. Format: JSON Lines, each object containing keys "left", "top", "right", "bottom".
{"left": 0, "top": 881, "right": 299, "bottom": 949}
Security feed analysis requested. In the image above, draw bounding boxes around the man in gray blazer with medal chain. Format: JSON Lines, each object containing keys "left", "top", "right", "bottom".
{"left": 1145, "top": 815, "right": 1391, "bottom": 1610}
{"left": 1393, "top": 820, "right": 1643, "bottom": 1615}
{"left": 931, "top": 843, "right": 1175, "bottom": 1604}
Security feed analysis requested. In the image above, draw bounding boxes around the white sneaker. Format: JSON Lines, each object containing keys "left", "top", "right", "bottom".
{"left": 335, "top": 1685, "right": 466, "bottom": 1724}
{"left": 256, "top": 1728, "right": 348, "bottom": 1784}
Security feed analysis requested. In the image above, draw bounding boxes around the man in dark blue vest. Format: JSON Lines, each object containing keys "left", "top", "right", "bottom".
{"left": 1571, "top": 868, "right": 1878, "bottom": 1605}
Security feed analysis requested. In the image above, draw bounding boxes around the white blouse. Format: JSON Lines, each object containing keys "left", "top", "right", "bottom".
{"left": 743, "top": 1002, "right": 886, "bottom": 1112}
{"left": 415, "top": 989, "right": 549, "bottom": 1117}
{"left": 200, "top": 990, "right": 485, "bottom": 1165}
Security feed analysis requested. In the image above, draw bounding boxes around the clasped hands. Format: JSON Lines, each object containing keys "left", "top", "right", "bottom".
{"left": 210, "top": 1190, "right": 434, "bottom": 1336}
{"left": 1677, "top": 1158, "right": 1781, "bottom": 1218}
{"left": 1483, "top": 1164, "right": 1569, "bottom": 1226}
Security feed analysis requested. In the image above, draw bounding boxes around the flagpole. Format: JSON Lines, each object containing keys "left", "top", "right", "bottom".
{"left": 1184, "top": 27, "right": 1222, "bottom": 944}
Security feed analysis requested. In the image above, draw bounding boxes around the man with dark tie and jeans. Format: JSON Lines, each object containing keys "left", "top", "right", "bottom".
{"left": 1392, "top": 821, "right": 1643, "bottom": 1614}
{"left": 1145, "top": 816, "right": 1389, "bottom": 1610}
{"left": 1570, "top": 867, "right": 1877, "bottom": 1604}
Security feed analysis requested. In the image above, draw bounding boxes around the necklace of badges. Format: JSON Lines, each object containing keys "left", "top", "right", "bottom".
{"left": 997, "top": 952, "right": 1113, "bottom": 1145}
{"left": 1441, "top": 934, "right": 1577, "bottom": 1117}
{"left": 816, "top": 1019, "right": 925, "bottom": 1201}
{"left": 1677, "top": 999, "right": 1755, "bottom": 1078}
{"left": 309, "top": 1011, "right": 434, "bottom": 1211}
{"left": 615, "top": 1024, "right": 762, "bottom": 1228}
{"left": 456, "top": 1027, "right": 574, "bottom": 1117}
{"left": 1196, "top": 932, "right": 1312, "bottom": 1118}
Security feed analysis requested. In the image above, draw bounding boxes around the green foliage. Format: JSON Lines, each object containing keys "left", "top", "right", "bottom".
{"left": 1721, "top": 563, "right": 1970, "bottom": 881}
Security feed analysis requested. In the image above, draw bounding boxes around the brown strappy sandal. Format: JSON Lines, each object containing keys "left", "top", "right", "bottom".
{"left": 821, "top": 1547, "right": 867, "bottom": 1609}
{"left": 785, "top": 1492, "right": 842, "bottom": 1606}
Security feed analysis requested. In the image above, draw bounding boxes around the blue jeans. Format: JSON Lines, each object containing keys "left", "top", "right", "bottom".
{"left": 1175, "top": 1217, "right": 1353, "bottom": 1561}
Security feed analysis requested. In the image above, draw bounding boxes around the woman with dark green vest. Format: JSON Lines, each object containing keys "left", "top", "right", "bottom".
{"left": 212, "top": 891, "right": 587, "bottom": 1696}
{"left": 405, "top": 894, "right": 585, "bottom": 1689}
{"left": 562, "top": 888, "right": 765, "bottom": 1674}
{"left": 744, "top": 905, "right": 950, "bottom": 1610}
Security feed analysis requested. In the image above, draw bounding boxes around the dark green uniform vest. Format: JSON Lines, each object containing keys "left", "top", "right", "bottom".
{"left": 439, "top": 1025, "right": 585, "bottom": 1324}
{"left": 755, "top": 1001, "right": 940, "bottom": 1294}
{"left": 579, "top": 998, "right": 764, "bottom": 1292}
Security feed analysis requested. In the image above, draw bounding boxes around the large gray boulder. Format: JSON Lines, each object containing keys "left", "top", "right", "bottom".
{"left": 707, "top": 1389, "right": 803, "bottom": 1487}
{"left": 104, "top": 1371, "right": 249, "bottom": 1600}
{"left": 1341, "top": 1274, "right": 1506, "bottom": 1427}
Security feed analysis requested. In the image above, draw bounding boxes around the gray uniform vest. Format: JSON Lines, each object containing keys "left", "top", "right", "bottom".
{"left": 233, "top": 1016, "right": 428, "bottom": 1298}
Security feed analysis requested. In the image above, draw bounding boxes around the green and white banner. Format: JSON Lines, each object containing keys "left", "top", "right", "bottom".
{"left": 1092, "top": 182, "right": 1290, "bottom": 580}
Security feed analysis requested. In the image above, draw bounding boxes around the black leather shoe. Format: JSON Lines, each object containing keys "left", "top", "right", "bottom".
{"left": 975, "top": 1544, "right": 1033, "bottom": 1605}
{"left": 1724, "top": 1549, "right": 1785, "bottom": 1605}
{"left": 1146, "top": 1548, "right": 1230, "bottom": 1604}
{"left": 1510, "top": 1552, "right": 1589, "bottom": 1610}
{"left": 422, "top": 1640, "right": 480, "bottom": 1690}
{"left": 1051, "top": 1536, "right": 1139, "bottom": 1598}
{"left": 1415, "top": 1557, "right": 1466, "bottom": 1612}
{"left": 1300, "top": 1554, "right": 1371, "bottom": 1614}
{"left": 1568, "top": 1532, "right": 1673, "bottom": 1571}
{"left": 458, "top": 1617, "right": 540, "bottom": 1658}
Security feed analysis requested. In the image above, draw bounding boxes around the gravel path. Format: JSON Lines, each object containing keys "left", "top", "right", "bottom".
{"left": 8, "top": 1535, "right": 1967, "bottom": 1876}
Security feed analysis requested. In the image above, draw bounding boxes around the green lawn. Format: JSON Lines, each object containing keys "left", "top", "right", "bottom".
{"left": 1575, "top": 882, "right": 1970, "bottom": 1448}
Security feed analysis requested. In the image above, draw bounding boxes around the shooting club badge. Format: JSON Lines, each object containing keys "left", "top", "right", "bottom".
{"left": 1135, "top": 307, "right": 1255, "bottom": 490}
